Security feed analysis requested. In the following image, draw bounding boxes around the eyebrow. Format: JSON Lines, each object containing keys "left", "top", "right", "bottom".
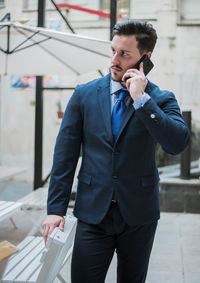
{"left": 111, "top": 46, "right": 132, "bottom": 53}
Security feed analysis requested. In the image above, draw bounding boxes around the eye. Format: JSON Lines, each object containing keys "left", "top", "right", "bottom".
{"left": 111, "top": 47, "right": 116, "bottom": 54}
{"left": 121, "top": 51, "right": 128, "bottom": 57}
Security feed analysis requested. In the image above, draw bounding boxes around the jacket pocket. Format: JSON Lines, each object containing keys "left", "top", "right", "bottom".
{"left": 141, "top": 174, "right": 160, "bottom": 187}
{"left": 78, "top": 172, "right": 92, "bottom": 185}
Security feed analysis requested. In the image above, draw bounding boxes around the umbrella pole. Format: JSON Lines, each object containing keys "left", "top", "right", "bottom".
{"left": 34, "top": 0, "right": 46, "bottom": 190}
{"left": 4, "top": 24, "right": 11, "bottom": 75}
{"left": 34, "top": 76, "right": 43, "bottom": 190}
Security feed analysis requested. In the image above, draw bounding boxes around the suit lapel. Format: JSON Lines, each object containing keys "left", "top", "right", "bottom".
{"left": 97, "top": 74, "right": 113, "bottom": 143}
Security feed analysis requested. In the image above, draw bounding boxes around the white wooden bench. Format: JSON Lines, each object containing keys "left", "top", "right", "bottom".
{"left": 19, "top": 187, "right": 48, "bottom": 211}
{"left": 0, "top": 201, "right": 22, "bottom": 229}
{"left": 0, "top": 166, "right": 26, "bottom": 228}
{"left": 18, "top": 187, "right": 75, "bottom": 236}
{"left": 17, "top": 187, "right": 48, "bottom": 235}
{"left": 0, "top": 214, "right": 77, "bottom": 283}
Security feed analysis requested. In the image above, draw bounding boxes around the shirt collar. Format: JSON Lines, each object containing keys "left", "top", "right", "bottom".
{"left": 110, "top": 78, "right": 127, "bottom": 95}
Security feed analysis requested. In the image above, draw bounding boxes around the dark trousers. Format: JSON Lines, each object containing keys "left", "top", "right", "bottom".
{"left": 71, "top": 202, "right": 157, "bottom": 283}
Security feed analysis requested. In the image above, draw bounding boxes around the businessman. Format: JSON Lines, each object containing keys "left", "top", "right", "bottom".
{"left": 43, "top": 19, "right": 190, "bottom": 282}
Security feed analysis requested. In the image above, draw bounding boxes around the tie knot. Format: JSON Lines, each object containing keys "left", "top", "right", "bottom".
{"left": 117, "top": 89, "right": 128, "bottom": 101}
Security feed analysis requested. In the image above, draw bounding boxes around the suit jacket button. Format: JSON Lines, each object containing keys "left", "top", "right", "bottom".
{"left": 150, "top": 113, "right": 156, "bottom": 119}
{"left": 112, "top": 174, "right": 118, "bottom": 179}
{"left": 150, "top": 113, "right": 159, "bottom": 124}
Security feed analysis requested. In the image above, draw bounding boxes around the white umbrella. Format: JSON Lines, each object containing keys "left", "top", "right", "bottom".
{"left": 0, "top": 21, "right": 111, "bottom": 75}
{"left": 0, "top": 21, "right": 112, "bottom": 190}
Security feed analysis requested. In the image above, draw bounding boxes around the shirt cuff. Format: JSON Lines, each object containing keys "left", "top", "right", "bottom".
{"left": 133, "top": 92, "right": 151, "bottom": 110}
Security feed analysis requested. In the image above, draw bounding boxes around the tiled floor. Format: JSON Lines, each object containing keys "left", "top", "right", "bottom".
{"left": 147, "top": 213, "right": 200, "bottom": 283}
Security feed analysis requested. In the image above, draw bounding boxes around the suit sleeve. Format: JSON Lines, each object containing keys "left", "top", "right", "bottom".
{"left": 47, "top": 86, "right": 82, "bottom": 215}
{"left": 135, "top": 91, "right": 190, "bottom": 155}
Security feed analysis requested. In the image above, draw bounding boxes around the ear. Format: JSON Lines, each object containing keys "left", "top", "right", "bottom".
{"left": 147, "top": 51, "right": 152, "bottom": 58}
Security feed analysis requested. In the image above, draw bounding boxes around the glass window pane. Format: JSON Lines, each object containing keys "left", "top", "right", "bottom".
{"left": 118, "top": 0, "right": 130, "bottom": 18}
{"left": 103, "top": 0, "right": 110, "bottom": 13}
{"left": 102, "top": 0, "right": 129, "bottom": 18}
{"left": 180, "top": 0, "right": 200, "bottom": 21}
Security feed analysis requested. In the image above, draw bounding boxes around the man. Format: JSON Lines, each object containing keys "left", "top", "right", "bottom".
{"left": 43, "top": 20, "right": 190, "bottom": 282}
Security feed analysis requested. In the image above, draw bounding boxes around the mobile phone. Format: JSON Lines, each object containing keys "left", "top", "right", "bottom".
{"left": 123, "top": 54, "right": 153, "bottom": 82}
{"left": 133, "top": 54, "right": 154, "bottom": 76}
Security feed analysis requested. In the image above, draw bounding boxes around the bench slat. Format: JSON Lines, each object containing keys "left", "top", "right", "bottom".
{"left": 0, "top": 202, "right": 22, "bottom": 222}
{"left": 2, "top": 237, "right": 35, "bottom": 274}
{"left": 20, "top": 188, "right": 48, "bottom": 210}
{"left": 3, "top": 239, "right": 44, "bottom": 281}
{"left": 14, "top": 250, "right": 43, "bottom": 282}
{"left": 0, "top": 202, "right": 22, "bottom": 213}
{"left": 27, "top": 262, "right": 43, "bottom": 283}
{"left": 0, "top": 201, "right": 21, "bottom": 211}
{"left": 2, "top": 237, "right": 42, "bottom": 278}
{"left": 0, "top": 201, "right": 11, "bottom": 210}
{"left": 26, "top": 264, "right": 42, "bottom": 283}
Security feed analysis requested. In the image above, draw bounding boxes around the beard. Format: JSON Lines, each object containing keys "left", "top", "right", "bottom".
{"left": 111, "top": 74, "right": 121, "bottom": 82}
{"left": 110, "top": 64, "right": 124, "bottom": 82}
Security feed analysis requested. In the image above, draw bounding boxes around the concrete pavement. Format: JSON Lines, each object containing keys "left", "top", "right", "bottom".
{"left": 57, "top": 212, "right": 200, "bottom": 283}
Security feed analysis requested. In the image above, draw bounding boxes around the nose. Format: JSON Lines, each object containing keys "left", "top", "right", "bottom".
{"left": 111, "top": 52, "right": 120, "bottom": 65}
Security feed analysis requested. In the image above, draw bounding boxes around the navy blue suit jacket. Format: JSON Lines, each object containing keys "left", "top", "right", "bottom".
{"left": 47, "top": 74, "right": 190, "bottom": 225}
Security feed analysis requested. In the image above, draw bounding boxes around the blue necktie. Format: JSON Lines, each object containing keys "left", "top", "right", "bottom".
{"left": 112, "top": 90, "right": 128, "bottom": 141}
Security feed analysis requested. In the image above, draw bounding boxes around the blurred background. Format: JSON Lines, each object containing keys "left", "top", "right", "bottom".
{"left": 0, "top": 1, "right": 200, "bottom": 282}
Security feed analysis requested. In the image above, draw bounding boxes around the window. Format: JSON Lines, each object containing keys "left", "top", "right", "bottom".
{"left": 101, "top": 0, "right": 130, "bottom": 18}
{"left": 101, "top": 0, "right": 158, "bottom": 20}
{"left": 0, "top": 0, "right": 5, "bottom": 6}
{"left": 178, "top": 0, "right": 200, "bottom": 23}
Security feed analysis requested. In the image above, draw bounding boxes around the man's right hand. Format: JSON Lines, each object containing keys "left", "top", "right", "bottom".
{"left": 43, "top": 215, "right": 65, "bottom": 245}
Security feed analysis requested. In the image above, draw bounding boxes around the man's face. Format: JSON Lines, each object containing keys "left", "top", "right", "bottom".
{"left": 110, "top": 35, "right": 142, "bottom": 82}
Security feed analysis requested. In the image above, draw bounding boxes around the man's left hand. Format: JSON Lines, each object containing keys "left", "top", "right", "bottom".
{"left": 122, "top": 62, "right": 148, "bottom": 102}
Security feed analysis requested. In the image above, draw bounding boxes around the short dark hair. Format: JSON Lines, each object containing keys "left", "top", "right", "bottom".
{"left": 112, "top": 19, "right": 157, "bottom": 54}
